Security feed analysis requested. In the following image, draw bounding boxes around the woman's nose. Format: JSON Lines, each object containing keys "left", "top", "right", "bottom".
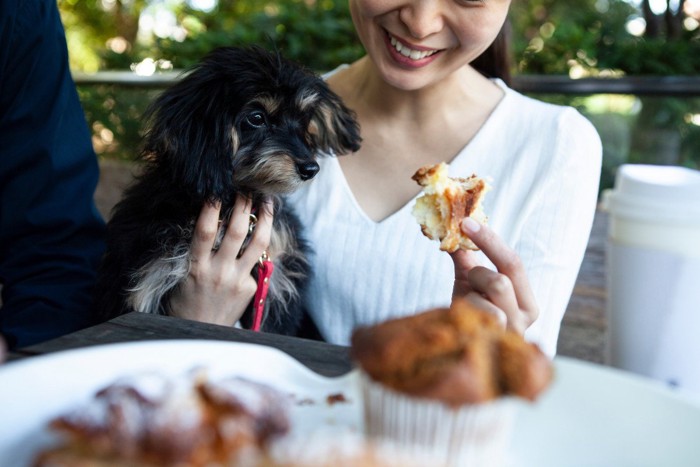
{"left": 399, "top": 0, "right": 445, "bottom": 40}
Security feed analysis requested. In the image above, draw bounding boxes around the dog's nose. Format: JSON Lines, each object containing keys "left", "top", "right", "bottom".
{"left": 297, "top": 161, "right": 320, "bottom": 181}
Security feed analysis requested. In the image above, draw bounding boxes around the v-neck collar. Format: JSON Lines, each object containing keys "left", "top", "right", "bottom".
{"left": 333, "top": 80, "right": 512, "bottom": 225}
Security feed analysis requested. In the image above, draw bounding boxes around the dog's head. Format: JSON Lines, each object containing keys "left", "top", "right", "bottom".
{"left": 141, "top": 45, "right": 361, "bottom": 203}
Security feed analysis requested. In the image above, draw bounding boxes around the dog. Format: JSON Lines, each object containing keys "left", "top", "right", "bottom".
{"left": 94, "top": 45, "right": 361, "bottom": 335}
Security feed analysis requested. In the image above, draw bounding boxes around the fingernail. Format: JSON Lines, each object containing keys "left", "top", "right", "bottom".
{"left": 462, "top": 217, "right": 480, "bottom": 233}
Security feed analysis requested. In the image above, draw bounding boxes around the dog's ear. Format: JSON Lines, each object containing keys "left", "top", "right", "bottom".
{"left": 140, "top": 52, "right": 240, "bottom": 201}
{"left": 309, "top": 83, "right": 362, "bottom": 156}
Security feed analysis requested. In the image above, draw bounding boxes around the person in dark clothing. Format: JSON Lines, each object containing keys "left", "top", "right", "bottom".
{"left": 0, "top": 0, "right": 106, "bottom": 350}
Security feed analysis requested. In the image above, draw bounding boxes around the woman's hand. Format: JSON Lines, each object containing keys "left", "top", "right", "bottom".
{"left": 168, "top": 196, "right": 273, "bottom": 326}
{"left": 450, "top": 218, "right": 539, "bottom": 334}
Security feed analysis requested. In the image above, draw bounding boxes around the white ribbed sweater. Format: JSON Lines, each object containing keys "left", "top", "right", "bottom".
{"left": 286, "top": 81, "right": 602, "bottom": 357}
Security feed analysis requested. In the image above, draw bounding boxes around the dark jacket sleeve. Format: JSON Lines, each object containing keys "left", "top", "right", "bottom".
{"left": 0, "top": 0, "right": 106, "bottom": 349}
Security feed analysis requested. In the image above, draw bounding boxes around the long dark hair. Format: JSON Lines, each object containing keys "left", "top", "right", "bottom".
{"left": 471, "top": 18, "right": 512, "bottom": 85}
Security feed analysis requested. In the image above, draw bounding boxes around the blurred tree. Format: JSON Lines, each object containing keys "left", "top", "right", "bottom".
{"left": 60, "top": 0, "right": 700, "bottom": 76}
{"left": 510, "top": 0, "right": 700, "bottom": 76}
{"left": 509, "top": 0, "right": 700, "bottom": 171}
{"left": 59, "top": 0, "right": 700, "bottom": 173}
{"left": 642, "top": 0, "right": 685, "bottom": 39}
{"left": 153, "top": 0, "right": 362, "bottom": 72}
{"left": 60, "top": 0, "right": 363, "bottom": 72}
{"left": 59, "top": 0, "right": 146, "bottom": 71}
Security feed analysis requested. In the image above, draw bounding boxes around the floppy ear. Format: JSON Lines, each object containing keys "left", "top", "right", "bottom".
{"left": 310, "top": 82, "right": 362, "bottom": 156}
{"left": 140, "top": 54, "right": 240, "bottom": 201}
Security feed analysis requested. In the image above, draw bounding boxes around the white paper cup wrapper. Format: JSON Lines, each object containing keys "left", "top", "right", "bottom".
{"left": 270, "top": 430, "right": 432, "bottom": 466}
{"left": 360, "top": 372, "right": 517, "bottom": 467}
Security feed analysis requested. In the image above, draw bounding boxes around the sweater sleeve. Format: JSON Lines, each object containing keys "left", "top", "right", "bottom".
{"left": 520, "top": 108, "right": 602, "bottom": 357}
{"left": 0, "top": 0, "right": 106, "bottom": 349}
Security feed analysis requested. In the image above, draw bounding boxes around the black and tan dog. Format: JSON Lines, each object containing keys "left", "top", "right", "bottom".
{"left": 95, "top": 46, "right": 360, "bottom": 335}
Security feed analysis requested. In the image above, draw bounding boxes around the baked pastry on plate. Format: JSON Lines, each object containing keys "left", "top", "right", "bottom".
{"left": 34, "top": 371, "right": 290, "bottom": 466}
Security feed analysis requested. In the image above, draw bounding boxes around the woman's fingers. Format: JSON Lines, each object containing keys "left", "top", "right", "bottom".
{"left": 448, "top": 217, "right": 540, "bottom": 333}
{"left": 216, "top": 196, "right": 253, "bottom": 261}
{"left": 466, "top": 266, "right": 524, "bottom": 332}
{"left": 238, "top": 199, "right": 274, "bottom": 265}
{"left": 461, "top": 218, "right": 539, "bottom": 315}
{"left": 169, "top": 197, "right": 273, "bottom": 326}
{"left": 463, "top": 292, "right": 507, "bottom": 328}
{"left": 214, "top": 197, "right": 273, "bottom": 269}
{"left": 450, "top": 249, "right": 480, "bottom": 297}
{"left": 191, "top": 196, "right": 273, "bottom": 271}
{"left": 190, "top": 201, "right": 222, "bottom": 262}
{"left": 462, "top": 218, "right": 522, "bottom": 280}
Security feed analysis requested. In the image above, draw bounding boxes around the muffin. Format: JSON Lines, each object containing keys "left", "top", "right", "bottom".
{"left": 350, "top": 300, "right": 553, "bottom": 466}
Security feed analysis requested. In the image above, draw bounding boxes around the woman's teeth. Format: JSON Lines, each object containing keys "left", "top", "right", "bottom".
{"left": 390, "top": 36, "right": 438, "bottom": 60}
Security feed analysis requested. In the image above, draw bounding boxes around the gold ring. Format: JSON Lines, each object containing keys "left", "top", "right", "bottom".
{"left": 259, "top": 249, "right": 269, "bottom": 266}
{"left": 248, "top": 213, "right": 258, "bottom": 234}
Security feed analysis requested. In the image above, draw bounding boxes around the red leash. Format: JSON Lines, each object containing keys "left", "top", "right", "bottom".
{"left": 251, "top": 251, "right": 274, "bottom": 331}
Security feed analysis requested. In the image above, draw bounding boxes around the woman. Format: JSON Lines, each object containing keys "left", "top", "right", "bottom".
{"left": 170, "top": 0, "right": 601, "bottom": 358}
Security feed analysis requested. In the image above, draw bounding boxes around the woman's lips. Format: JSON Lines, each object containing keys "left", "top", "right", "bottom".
{"left": 383, "top": 31, "right": 443, "bottom": 68}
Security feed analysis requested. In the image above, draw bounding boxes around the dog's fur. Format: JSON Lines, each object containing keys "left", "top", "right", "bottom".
{"left": 94, "top": 46, "right": 360, "bottom": 335}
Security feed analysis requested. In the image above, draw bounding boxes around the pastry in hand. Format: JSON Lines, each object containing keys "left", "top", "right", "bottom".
{"left": 412, "top": 162, "right": 490, "bottom": 252}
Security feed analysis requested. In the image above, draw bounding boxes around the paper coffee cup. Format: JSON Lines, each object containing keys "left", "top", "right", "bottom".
{"left": 602, "top": 164, "right": 700, "bottom": 392}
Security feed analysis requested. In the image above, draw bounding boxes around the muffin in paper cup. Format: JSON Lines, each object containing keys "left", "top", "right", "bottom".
{"left": 269, "top": 429, "right": 437, "bottom": 466}
{"left": 351, "top": 300, "right": 553, "bottom": 467}
{"left": 359, "top": 371, "right": 517, "bottom": 467}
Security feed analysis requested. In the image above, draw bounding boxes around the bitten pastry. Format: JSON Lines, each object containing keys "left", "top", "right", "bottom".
{"left": 351, "top": 299, "right": 552, "bottom": 407}
{"left": 412, "top": 162, "right": 490, "bottom": 252}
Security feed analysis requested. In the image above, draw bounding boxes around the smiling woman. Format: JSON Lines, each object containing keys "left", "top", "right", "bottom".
{"left": 279, "top": 0, "right": 603, "bottom": 358}
{"left": 348, "top": 0, "right": 511, "bottom": 90}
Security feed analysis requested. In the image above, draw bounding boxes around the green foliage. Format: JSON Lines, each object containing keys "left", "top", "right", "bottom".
{"left": 59, "top": 0, "right": 148, "bottom": 72}
{"left": 507, "top": 0, "right": 700, "bottom": 184}
{"left": 152, "top": 0, "right": 363, "bottom": 72}
{"left": 68, "top": 0, "right": 365, "bottom": 160}
{"left": 63, "top": 0, "right": 700, "bottom": 178}
{"left": 67, "top": 0, "right": 364, "bottom": 72}
{"left": 78, "top": 86, "right": 158, "bottom": 159}
{"left": 510, "top": 0, "right": 638, "bottom": 74}
{"left": 597, "top": 37, "right": 700, "bottom": 75}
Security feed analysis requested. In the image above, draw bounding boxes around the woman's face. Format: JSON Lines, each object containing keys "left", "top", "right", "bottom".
{"left": 349, "top": 0, "right": 511, "bottom": 90}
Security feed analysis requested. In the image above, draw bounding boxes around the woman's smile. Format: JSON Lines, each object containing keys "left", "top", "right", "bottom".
{"left": 384, "top": 30, "right": 444, "bottom": 68}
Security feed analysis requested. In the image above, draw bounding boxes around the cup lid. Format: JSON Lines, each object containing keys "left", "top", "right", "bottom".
{"left": 603, "top": 164, "right": 700, "bottom": 224}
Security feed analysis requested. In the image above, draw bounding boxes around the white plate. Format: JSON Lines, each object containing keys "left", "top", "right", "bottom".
{"left": 0, "top": 340, "right": 362, "bottom": 466}
{"left": 512, "top": 356, "right": 700, "bottom": 466}
{"left": 1, "top": 340, "right": 699, "bottom": 466}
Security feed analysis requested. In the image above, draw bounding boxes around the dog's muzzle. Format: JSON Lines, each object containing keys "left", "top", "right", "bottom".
{"left": 296, "top": 161, "right": 320, "bottom": 181}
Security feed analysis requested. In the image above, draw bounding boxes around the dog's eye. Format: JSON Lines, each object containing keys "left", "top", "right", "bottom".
{"left": 245, "top": 111, "right": 267, "bottom": 128}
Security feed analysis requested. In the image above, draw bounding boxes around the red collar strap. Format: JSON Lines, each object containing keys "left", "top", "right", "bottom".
{"left": 251, "top": 252, "right": 274, "bottom": 332}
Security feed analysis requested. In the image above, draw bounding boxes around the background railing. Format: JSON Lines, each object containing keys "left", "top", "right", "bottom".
{"left": 510, "top": 75, "right": 700, "bottom": 97}
{"left": 73, "top": 72, "right": 700, "bottom": 96}
{"left": 75, "top": 72, "right": 700, "bottom": 197}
